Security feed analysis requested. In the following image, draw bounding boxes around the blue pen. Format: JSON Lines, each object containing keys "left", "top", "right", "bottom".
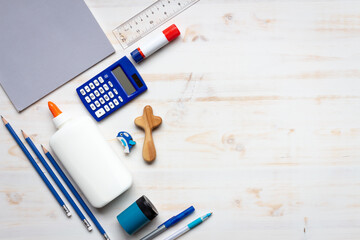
{"left": 140, "top": 206, "right": 195, "bottom": 240}
{"left": 163, "top": 213, "right": 212, "bottom": 240}
{"left": 1, "top": 116, "right": 71, "bottom": 217}
{"left": 22, "top": 131, "right": 92, "bottom": 231}
{"left": 41, "top": 145, "right": 111, "bottom": 240}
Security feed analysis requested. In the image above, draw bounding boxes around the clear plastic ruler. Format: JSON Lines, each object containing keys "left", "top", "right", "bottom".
{"left": 113, "top": 0, "right": 199, "bottom": 49}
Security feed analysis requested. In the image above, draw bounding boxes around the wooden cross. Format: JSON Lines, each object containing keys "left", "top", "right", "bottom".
{"left": 134, "top": 105, "right": 162, "bottom": 163}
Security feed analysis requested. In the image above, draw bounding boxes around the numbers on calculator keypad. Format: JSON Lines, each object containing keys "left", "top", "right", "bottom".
{"left": 95, "top": 108, "right": 105, "bottom": 118}
{"left": 78, "top": 74, "right": 129, "bottom": 120}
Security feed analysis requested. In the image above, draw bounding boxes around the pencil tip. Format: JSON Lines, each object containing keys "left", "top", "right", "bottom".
{"left": 1, "top": 116, "right": 8, "bottom": 124}
{"left": 21, "top": 130, "right": 28, "bottom": 138}
{"left": 42, "top": 145, "right": 48, "bottom": 153}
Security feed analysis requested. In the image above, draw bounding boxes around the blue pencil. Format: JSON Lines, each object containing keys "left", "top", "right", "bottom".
{"left": 1, "top": 116, "right": 71, "bottom": 217}
{"left": 41, "top": 145, "right": 111, "bottom": 240}
{"left": 22, "top": 131, "right": 92, "bottom": 232}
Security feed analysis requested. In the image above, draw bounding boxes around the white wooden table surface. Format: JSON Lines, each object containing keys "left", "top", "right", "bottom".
{"left": 1, "top": 0, "right": 360, "bottom": 239}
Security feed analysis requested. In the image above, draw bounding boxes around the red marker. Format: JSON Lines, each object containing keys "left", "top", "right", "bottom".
{"left": 131, "top": 24, "right": 180, "bottom": 63}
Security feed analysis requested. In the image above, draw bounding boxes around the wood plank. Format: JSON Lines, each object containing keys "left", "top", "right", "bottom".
{"left": 0, "top": 0, "right": 360, "bottom": 239}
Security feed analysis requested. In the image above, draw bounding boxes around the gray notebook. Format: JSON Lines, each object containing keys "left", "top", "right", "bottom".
{"left": 0, "top": 0, "right": 115, "bottom": 111}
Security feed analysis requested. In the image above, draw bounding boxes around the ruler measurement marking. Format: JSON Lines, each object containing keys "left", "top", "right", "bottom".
{"left": 113, "top": 0, "right": 199, "bottom": 49}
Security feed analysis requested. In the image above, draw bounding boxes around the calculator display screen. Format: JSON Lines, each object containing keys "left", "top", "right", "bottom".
{"left": 112, "top": 66, "right": 136, "bottom": 96}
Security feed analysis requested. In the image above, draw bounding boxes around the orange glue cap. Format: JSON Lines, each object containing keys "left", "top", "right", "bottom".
{"left": 48, "top": 101, "right": 71, "bottom": 129}
{"left": 48, "top": 101, "right": 62, "bottom": 118}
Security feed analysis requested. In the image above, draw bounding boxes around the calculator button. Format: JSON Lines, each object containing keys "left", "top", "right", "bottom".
{"left": 104, "top": 94, "right": 109, "bottom": 101}
{"left": 109, "top": 102, "right": 114, "bottom": 109}
{"left": 89, "top": 83, "right": 95, "bottom": 89}
{"left": 98, "top": 76, "right": 104, "bottom": 83}
{"left": 90, "top": 93, "right": 95, "bottom": 100}
{"left": 108, "top": 81, "right": 113, "bottom": 87}
{"left": 85, "top": 96, "right": 91, "bottom": 103}
{"left": 95, "top": 101, "right": 100, "bottom": 107}
{"left": 85, "top": 86, "right": 90, "bottom": 92}
{"left": 113, "top": 89, "right": 118, "bottom": 95}
{"left": 104, "top": 105, "right": 110, "bottom": 112}
{"left": 99, "top": 87, "right": 104, "bottom": 94}
{"left": 80, "top": 89, "right": 86, "bottom": 95}
{"left": 113, "top": 99, "right": 119, "bottom": 105}
{"left": 104, "top": 74, "right": 109, "bottom": 79}
{"left": 94, "top": 90, "right": 100, "bottom": 97}
{"left": 95, "top": 108, "right": 105, "bottom": 118}
{"left": 94, "top": 80, "right": 99, "bottom": 86}
{"left": 108, "top": 92, "right": 114, "bottom": 98}
{"left": 103, "top": 84, "right": 109, "bottom": 91}
{"left": 99, "top": 98, "right": 105, "bottom": 104}
{"left": 118, "top": 96, "right": 123, "bottom": 102}
{"left": 90, "top": 104, "right": 96, "bottom": 110}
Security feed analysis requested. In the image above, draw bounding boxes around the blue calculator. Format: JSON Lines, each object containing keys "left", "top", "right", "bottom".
{"left": 76, "top": 56, "right": 147, "bottom": 121}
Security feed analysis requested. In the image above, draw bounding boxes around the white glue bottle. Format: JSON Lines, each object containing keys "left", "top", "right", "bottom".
{"left": 48, "top": 101, "right": 132, "bottom": 208}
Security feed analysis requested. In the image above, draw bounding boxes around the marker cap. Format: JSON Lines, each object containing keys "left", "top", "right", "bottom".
{"left": 131, "top": 48, "right": 145, "bottom": 63}
{"left": 163, "top": 24, "right": 180, "bottom": 42}
{"left": 162, "top": 206, "right": 195, "bottom": 228}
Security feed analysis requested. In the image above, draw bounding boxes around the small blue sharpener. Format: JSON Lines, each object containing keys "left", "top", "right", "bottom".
{"left": 117, "top": 195, "right": 158, "bottom": 235}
